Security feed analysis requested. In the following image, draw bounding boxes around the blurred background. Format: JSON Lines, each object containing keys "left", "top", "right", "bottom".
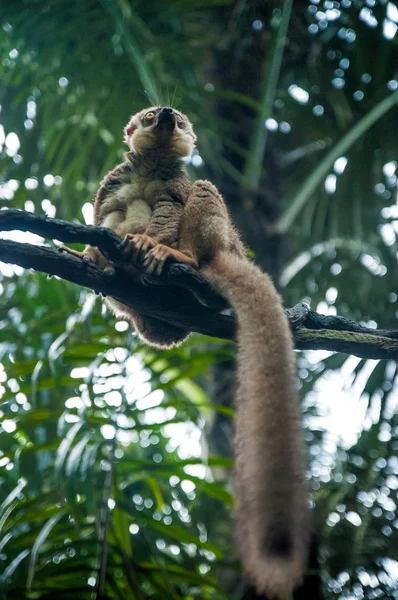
{"left": 0, "top": 1, "right": 398, "bottom": 598}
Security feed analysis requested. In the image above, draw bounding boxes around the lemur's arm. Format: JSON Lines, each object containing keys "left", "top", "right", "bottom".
{"left": 144, "top": 196, "right": 184, "bottom": 245}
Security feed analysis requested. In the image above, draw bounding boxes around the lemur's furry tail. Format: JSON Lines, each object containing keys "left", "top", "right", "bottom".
{"left": 201, "top": 252, "right": 311, "bottom": 598}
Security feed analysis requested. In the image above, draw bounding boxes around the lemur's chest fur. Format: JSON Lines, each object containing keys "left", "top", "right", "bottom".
{"left": 100, "top": 176, "right": 180, "bottom": 237}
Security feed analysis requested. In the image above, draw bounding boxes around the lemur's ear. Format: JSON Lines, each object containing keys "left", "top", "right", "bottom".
{"left": 124, "top": 118, "right": 137, "bottom": 145}
{"left": 126, "top": 123, "right": 136, "bottom": 137}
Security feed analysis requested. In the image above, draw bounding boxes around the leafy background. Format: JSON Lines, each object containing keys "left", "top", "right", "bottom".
{"left": 0, "top": 0, "right": 398, "bottom": 598}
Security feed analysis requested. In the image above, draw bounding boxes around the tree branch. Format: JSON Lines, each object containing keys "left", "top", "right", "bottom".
{"left": 1, "top": 209, "right": 398, "bottom": 359}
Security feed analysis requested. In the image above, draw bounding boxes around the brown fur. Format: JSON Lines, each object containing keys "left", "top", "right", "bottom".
{"left": 201, "top": 255, "right": 310, "bottom": 597}
{"left": 179, "top": 180, "right": 311, "bottom": 597}
{"left": 89, "top": 107, "right": 196, "bottom": 347}
{"left": 79, "top": 107, "right": 311, "bottom": 597}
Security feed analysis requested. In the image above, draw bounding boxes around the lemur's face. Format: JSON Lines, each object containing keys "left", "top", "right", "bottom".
{"left": 124, "top": 107, "right": 196, "bottom": 157}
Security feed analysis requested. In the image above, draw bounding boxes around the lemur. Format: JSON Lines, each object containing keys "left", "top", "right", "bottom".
{"left": 65, "top": 106, "right": 310, "bottom": 599}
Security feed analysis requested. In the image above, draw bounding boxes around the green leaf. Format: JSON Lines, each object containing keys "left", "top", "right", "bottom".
{"left": 243, "top": 0, "right": 293, "bottom": 191}
{"left": 0, "top": 478, "right": 26, "bottom": 513}
{"left": 65, "top": 434, "right": 91, "bottom": 477}
{"left": 275, "top": 89, "right": 398, "bottom": 233}
{"left": 54, "top": 421, "right": 84, "bottom": 476}
{"left": 146, "top": 476, "right": 165, "bottom": 511}
{"left": 27, "top": 513, "right": 64, "bottom": 587}
{"left": 137, "top": 513, "right": 223, "bottom": 558}
{"left": 0, "top": 549, "right": 30, "bottom": 584}
{"left": 111, "top": 502, "right": 131, "bottom": 557}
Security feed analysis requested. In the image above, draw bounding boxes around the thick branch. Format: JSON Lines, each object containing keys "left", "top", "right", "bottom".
{"left": 0, "top": 209, "right": 226, "bottom": 309}
{"left": 0, "top": 239, "right": 234, "bottom": 339}
{"left": 1, "top": 209, "right": 398, "bottom": 359}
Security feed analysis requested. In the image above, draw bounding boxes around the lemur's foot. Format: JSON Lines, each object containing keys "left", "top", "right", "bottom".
{"left": 60, "top": 245, "right": 115, "bottom": 276}
{"left": 121, "top": 234, "right": 157, "bottom": 263}
{"left": 144, "top": 245, "right": 198, "bottom": 276}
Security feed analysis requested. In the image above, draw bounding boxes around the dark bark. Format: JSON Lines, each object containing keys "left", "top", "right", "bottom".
{"left": 1, "top": 210, "right": 398, "bottom": 359}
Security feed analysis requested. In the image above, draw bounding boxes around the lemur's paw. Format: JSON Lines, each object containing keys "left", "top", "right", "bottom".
{"left": 143, "top": 244, "right": 175, "bottom": 275}
{"left": 60, "top": 245, "right": 115, "bottom": 276}
{"left": 121, "top": 234, "right": 157, "bottom": 263}
{"left": 143, "top": 246, "right": 199, "bottom": 276}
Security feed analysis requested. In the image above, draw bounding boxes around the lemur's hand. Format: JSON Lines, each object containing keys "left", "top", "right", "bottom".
{"left": 61, "top": 245, "right": 115, "bottom": 276}
{"left": 121, "top": 233, "right": 158, "bottom": 263}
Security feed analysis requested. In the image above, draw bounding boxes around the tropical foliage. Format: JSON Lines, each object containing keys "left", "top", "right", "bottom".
{"left": 0, "top": 1, "right": 398, "bottom": 599}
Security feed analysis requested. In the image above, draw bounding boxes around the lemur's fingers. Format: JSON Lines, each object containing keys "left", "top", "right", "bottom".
{"left": 86, "top": 247, "right": 115, "bottom": 276}
{"left": 102, "top": 264, "right": 116, "bottom": 276}
{"left": 61, "top": 245, "right": 98, "bottom": 263}
{"left": 61, "top": 245, "right": 115, "bottom": 276}
{"left": 144, "top": 254, "right": 166, "bottom": 275}
{"left": 60, "top": 245, "right": 89, "bottom": 260}
{"left": 144, "top": 244, "right": 174, "bottom": 275}
{"left": 121, "top": 234, "right": 157, "bottom": 261}
{"left": 144, "top": 245, "right": 199, "bottom": 275}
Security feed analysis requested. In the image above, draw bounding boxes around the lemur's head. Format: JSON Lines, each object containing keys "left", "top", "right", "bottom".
{"left": 124, "top": 107, "right": 196, "bottom": 157}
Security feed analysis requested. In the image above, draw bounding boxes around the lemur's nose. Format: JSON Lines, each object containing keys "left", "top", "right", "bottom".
{"left": 157, "top": 107, "right": 176, "bottom": 129}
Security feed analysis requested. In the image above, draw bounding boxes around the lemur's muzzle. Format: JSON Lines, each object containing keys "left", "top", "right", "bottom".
{"left": 156, "top": 107, "right": 176, "bottom": 131}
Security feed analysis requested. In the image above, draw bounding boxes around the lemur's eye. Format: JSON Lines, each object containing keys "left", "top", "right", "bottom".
{"left": 145, "top": 112, "right": 155, "bottom": 120}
